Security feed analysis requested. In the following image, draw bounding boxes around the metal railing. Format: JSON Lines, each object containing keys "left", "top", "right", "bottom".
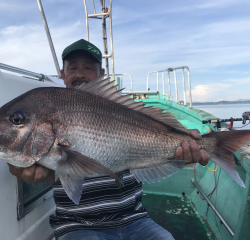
{"left": 104, "top": 73, "right": 133, "bottom": 91}
{"left": 192, "top": 179, "right": 234, "bottom": 236}
{"left": 83, "top": 0, "right": 115, "bottom": 81}
{"left": 36, "top": 0, "right": 61, "bottom": 78}
{"left": 119, "top": 74, "right": 133, "bottom": 91}
{"left": 147, "top": 66, "right": 192, "bottom": 108}
{"left": 147, "top": 70, "right": 170, "bottom": 95}
{"left": 0, "top": 63, "right": 49, "bottom": 81}
{"left": 169, "top": 66, "right": 192, "bottom": 108}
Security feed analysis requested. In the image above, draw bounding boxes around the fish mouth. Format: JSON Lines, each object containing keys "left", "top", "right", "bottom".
{"left": 71, "top": 79, "right": 89, "bottom": 88}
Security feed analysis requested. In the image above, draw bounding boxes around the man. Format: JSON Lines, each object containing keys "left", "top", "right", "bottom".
{"left": 8, "top": 39, "right": 209, "bottom": 240}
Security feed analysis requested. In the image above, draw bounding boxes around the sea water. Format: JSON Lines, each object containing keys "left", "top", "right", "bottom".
{"left": 194, "top": 104, "right": 250, "bottom": 130}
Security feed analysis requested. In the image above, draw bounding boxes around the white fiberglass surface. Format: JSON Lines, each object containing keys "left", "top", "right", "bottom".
{"left": 0, "top": 71, "right": 57, "bottom": 240}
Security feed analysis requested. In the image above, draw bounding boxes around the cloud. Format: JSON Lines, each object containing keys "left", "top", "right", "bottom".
{"left": 191, "top": 77, "right": 250, "bottom": 102}
{"left": 0, "top": 0, "right": 249, "bottom": 103}
{"left": 226, "top": 77, "right": 250, "bottom": 85}
{"left": 191, "top": 83, "right": 232, "bottom": 102}
{"left": 0, "top": 1, "right": 32, "bottom": 12}
{"left": 197, "top": 0, "right": 239, "bottom": 9}
{"left": 149, "top": 0, "right": 250, "bottom": 14}
{"left": 0, "top": 22, "right": 83, "bottom": 75}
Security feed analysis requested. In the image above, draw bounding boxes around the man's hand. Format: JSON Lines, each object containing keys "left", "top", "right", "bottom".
{"left": 175, "top": 129, "right": 209, "bottom": 166}
{"left": 7, "top": 163, "right": 56, "bottom": 184}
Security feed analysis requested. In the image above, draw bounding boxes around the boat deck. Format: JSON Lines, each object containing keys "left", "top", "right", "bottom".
{"left": 142, "top": 193, "right": 217, "bottom": 240}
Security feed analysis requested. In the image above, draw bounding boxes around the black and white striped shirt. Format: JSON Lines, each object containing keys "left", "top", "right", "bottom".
{"left": 50, "top": 170, "right": 148, "bottom": 238}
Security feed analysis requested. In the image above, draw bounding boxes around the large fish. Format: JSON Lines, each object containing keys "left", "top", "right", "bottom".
{"left": 0, "top": 78, "right": 249, "bottom": 204}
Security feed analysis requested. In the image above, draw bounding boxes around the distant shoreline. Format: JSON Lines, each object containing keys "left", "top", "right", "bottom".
{"left": 192, "top": 100, "right": 250, "bottom": 106}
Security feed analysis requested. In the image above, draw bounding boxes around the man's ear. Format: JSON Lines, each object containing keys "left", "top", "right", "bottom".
{"left": 100, "top": 68, "right": 105, "bottom": 78}
{"left": 61, "top": 69, "right": 66, "bottom": 84}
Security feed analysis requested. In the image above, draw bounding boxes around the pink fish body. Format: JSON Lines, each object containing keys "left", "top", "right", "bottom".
{"left": 0, "top": 78, "right": 249, "bottom": 204}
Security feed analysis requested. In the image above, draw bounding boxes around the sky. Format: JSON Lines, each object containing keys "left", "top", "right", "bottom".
{"left": 0, "top": 0, "right": 249, "bottom": 102}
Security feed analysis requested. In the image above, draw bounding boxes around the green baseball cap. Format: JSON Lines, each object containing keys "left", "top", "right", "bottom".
{"left": 62, "top": 39, "right": 102, "bottom": 63}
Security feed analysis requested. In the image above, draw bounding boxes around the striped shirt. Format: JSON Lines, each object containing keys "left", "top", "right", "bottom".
{"left": 50, "top": 170, "right": 148, "bottom": 238}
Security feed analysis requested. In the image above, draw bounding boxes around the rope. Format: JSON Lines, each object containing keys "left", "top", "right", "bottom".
{"left": 206, "top": 165, "right": 219, "bottom": 172}
{"left": 194, "top": 163, "right": 217, "bottom": 200}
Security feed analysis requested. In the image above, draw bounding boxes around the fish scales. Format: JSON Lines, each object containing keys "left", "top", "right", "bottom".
{"left": 0, "top": 77, "right": 250, "bottom": 204}
{"left": 49, "top": 88, "right": 191, "bottom": 172}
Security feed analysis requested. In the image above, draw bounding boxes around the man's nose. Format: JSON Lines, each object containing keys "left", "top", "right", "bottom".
{"left": 75, "top": 69, "right": 85, "bottom": 79}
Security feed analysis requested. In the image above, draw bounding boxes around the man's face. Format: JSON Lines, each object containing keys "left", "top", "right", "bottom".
{"left": 61, "top": 51, "right": 105, "bottom": 88}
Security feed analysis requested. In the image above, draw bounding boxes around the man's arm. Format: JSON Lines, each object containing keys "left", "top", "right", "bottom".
{"left": 7, "top": 129, "right": 209, "bottom": 184}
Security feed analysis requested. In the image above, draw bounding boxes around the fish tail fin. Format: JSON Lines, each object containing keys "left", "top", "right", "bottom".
{"left": 203, "top": 130, "right": 250, "bottom": 188}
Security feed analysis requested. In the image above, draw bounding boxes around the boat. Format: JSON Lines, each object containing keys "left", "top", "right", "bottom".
{"left": 0, "top": 1, "right": 249, "bottom": 239}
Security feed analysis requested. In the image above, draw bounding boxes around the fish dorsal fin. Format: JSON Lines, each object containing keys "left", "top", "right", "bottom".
{"left": 77, "top": 78, "right": 188, "bottom": 133}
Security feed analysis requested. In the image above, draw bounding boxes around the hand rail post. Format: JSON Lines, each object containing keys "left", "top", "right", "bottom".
{"left": 157, "top": 71, "right": 159, "bottom": 92}
{"left": 168, "top": 71, "right": 171, "bottom": 101}
{"left": 115, "top": 74, "right": 133, "bottom": 91}
{"left": 119, "top": 74, "right": 123, "bottom": 90}
{"left": 130, "top": 75, "right": 133, "bottom": 91}
{"left": 186, "top": 67, "right": 192, "bottom": 108}
{"left": 147, "top": 73, "right": 150, "bottom": 91}
{"left": 182, "top": 68, "right": 186, "bottom": 106}
{"left": 162, "top": 72, "right": 165, "bottom": 95}
{"left": 174, "top": 69, "right": 178, "bottom": 103}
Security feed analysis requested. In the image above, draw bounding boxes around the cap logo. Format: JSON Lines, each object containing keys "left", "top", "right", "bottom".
{"left": 87, "top": 45, "right": 100, "bottom": 55}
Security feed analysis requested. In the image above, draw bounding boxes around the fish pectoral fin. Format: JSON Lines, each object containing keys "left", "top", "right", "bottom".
{"left": 59, "top": 175, "right": 84, "bottom": 205}
{"left": 130, "top": 160, "right": 187, "bottom": 184}
{"left": 56, "top": 147, "right": 123, "bottom": 204}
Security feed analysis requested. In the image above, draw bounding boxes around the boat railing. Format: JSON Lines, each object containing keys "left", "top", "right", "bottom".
{"left": 105, "top": 73, "right": 133, "bottom": 91}
{"left": 118, "top": 73, "right": 133, "bottom": 91}
{"left": 0, "top": 62, "right": 48, "bottom": 81}
{"left": 147, "top": 70, "right": 168, "bottom": 95}
{"left": 122, "top": 67, "right": 192, "bottom": 108}
{"left": 0, "top": 62, "right": 64, "bottom": 87}
{"left": 147, "top": 66, "right": 192, "bottom": 108}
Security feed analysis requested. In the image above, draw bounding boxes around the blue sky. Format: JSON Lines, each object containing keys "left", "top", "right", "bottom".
{"left": 0, "top": 0, "right": 249, "bottom": 102}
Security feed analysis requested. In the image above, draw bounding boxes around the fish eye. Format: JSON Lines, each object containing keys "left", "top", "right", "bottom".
{"left": 10, "top": 112, "right": 25, "bottom": 125}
